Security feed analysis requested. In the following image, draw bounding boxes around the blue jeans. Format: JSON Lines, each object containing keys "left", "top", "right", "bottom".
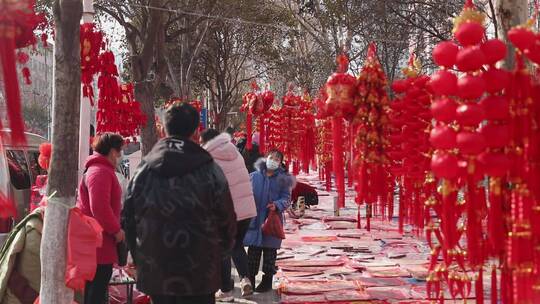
{"left": 221, "top": 218, "right": 251, "bottom": 292}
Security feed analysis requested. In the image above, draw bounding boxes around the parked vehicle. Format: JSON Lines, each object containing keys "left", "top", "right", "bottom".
{"left": 0, "top": 130, "right": 47, "bottom": 224}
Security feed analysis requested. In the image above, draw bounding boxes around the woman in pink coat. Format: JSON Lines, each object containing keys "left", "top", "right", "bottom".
{"left": 76, "top": 133, "right": 125, "bottom": 304}
{"left": 202, "top": 129, "right": 257, "bottom": 300}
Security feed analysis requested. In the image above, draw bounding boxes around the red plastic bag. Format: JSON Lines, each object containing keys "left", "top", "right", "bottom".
{"left": 262, "top": 209, "right": 285, "bottom": 239}
{"left": 34, "top": 297, "right": 77, "bottom": 304}
{"left": 65, "top": 207, "right": 103, "bottom": 291}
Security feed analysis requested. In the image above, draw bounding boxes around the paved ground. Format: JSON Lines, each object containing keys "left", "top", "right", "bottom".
{"left": 216, "top": 273, "right": 280, "bottom": 304}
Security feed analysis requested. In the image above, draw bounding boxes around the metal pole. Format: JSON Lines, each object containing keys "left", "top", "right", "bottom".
{"left": 78, "top": 0, "right": 94, "bottom": 181}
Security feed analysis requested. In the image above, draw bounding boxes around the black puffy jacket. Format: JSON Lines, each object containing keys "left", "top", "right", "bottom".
{"left": 121, "top": 137, "right": 237, "bottom": 296}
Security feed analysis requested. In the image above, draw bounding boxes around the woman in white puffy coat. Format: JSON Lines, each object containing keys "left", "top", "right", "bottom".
{"left": 201, "top": 129, "right": 257, "bottom": 300}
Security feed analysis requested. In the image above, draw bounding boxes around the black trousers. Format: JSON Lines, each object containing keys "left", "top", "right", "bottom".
{"left": 247, "top": 246, "right": 277, "bottom": 277}
{"left": 151, "top": 294, "right": 215, "bottom": 304}
{"left": 84, "top": 264, "right": 113, "bottom": 304}
{"left": 221, "top": 218, "right": 252, "bottom": 292}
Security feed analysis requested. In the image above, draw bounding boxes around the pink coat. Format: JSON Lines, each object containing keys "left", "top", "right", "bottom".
{"left": 204, "top": 133, "right": 257, "bottom": 221}
{"left": 76, "top": 153, "right": 122, "bottom": 264}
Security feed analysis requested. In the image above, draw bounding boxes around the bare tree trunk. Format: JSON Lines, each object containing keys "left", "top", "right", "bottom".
{"left": 496, "top": 0, "right": 528, "bottom": 69}
{"left": 40, "top": 0, "right": 82, "bottom": 303}
{"left": 129, "top": 0, "right": 164, "bottom": 156}
{"left": 135, "top": 80, "right": 158, "bottom": 156}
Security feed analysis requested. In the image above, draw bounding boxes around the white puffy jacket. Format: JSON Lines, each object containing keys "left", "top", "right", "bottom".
{"left": 203, "top": 133, "right": 257, "bottom": 221}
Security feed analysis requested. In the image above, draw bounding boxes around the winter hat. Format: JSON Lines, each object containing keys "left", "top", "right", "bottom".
{"left": 38, "top": 143, "right": 52, "bottom": 171}
{"left": 252, "top": 132, "right": 260, "bottom": 145}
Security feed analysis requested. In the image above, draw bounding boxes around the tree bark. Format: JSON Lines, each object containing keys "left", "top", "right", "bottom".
{"left": 135, "top": 80, "right": 158, "bottom": 156}
{"left": 129, "top": 0, "right": 164, "bottom": 156}
{"left": 496, "top": 0, "right": 528, "bottom": 70}
{"left": 40, "top": 0, "right": 82, "bottom": 303}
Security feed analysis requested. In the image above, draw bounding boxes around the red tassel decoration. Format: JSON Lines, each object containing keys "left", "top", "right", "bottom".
{"left": 476, "top": 267, "right": 484, "bottom": 304}
{"left": 259, "top": 114, "right": 266, "bottom": 155}
{"left": 332, "top": 116, "right": 345, "bottom": 209}
{"left": 491, "top": 265, "right": 497, "bottom": 304}
{"left": 0, "top": 37, "right": 26, "bottom": 144}
{"left": 246, "top": 112, "right": 253, "bottom": 150}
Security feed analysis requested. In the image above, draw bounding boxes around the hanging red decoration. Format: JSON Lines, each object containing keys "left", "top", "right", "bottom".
{"left": 241, "top": 82, "right": 274, "bottom": 151}
{"left": 322, "top": 53, "right": 357, "bottom": 211}
{"left": 80, "top": 23, "right": 104, "bottom": 107}
{"left": 96, "top": 50, "right": 121, "bottom": 135}
{"left": 428, "top": 70, "right": 458, "bottom": 96}
{"left": 389, "top": 55, "right": 432, "bottom": 233}
{"left": 432, "top": 41, "right": 459, "bottom": 68}
{"left": 431, "top": 97, "right": 458, "bottom": 123}
{"left": 353, "top": 44, "right": 390, "bottom": 229}
{"left": 117, "top": 83, "right": 146, "bottom": 141}
{"left": 325, "top": 54, "right": 357, "bottom": 120}
{"left": 481, "top": 39, "right": 507, "bottom": 65}
{"left": 453, "top": 0, "right": 486, "bottom": 47}
{"left": 456, "top": 46, "right": 486, "bottom": 72}
{"left": 0, "top": 0, "right": 45, "bottom": 144}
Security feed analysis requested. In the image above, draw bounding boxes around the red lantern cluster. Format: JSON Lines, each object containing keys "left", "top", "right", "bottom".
{"left": 80, "top": 23, "right": 104, "bottom": 106}
{"left": 353, "top": 44, "right": 390, "bottom": 229}
{"left": 389, "top": 55, "right": 432, "bottom": 234}
{"left": 0, "top": 0, "right": 45, "bottom": 144}
{"left": 425, "top": 1, "right": 518, "bottom": 301}
{"left": 319, "top": 55, "right": 358, "bottom": 210}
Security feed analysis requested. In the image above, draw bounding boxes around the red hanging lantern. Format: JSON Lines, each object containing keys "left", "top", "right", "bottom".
{"left": 431, "top": 151, "right": 459, "bottom": 179}
{"left": 0, "top": 0, "right": 45, "bottom": 144}
{"left": 456, "top": 103, "right": 485, "bottom": 126}
{"left": 429, "top": 70, "right": 458, "bottom": 96}
{"left": 482, "top": 68, "right": 510, "bottom": 94}
{"left": 453, "top": 0, "right": 486, "bottom": 47}
{"left": 431, "top": 97, "right": 458, "bottom": 123}
{"left": 433, "top": 41, "right": 459, "bottom": 68}
{"left": 508, "top": 25, "right": 536, "bottom": 52}
{"left": 481, "top": 39, "right": 507, "bottom": 65}
{"left": 456, "top": 46, "right": 486, "bottom": 72}
{"left": 430, "top": 125, "right": 457, "bottom": 150}
{"left": 325, "top": 54, "right": 357, "bottom": 120}
{"left": 457, "top": 74, "right": 486, "bottom": 100}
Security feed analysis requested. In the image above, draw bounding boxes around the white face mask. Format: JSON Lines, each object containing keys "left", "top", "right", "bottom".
{"left": 266, "top": 158, "right": 280, "bottom": 171}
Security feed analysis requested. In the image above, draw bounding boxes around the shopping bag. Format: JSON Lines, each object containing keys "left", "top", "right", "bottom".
{"left": 262, "top": 209, "right": 285, "bottom": 239}
{"left": 65, "top": 207, "right": 104, "bottom": 291}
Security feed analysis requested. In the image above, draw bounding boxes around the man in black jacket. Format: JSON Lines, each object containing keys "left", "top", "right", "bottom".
{"left": 122, "top": 103, "right": 237, "bottom": 304}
